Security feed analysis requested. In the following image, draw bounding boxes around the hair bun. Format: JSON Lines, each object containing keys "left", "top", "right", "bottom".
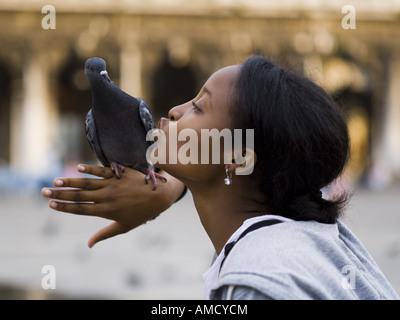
{"left": 309, "top": 189, "right": 323, "bottom": 202}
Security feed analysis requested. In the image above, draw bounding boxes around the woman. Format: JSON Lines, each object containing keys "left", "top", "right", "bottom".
{"left": 42, "top": 56, "right": 398, "bottom": 299}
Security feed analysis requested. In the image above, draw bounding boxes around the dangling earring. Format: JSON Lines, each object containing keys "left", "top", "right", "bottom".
{"left": 224, "top": 167, "right": 232, "bottom": 185}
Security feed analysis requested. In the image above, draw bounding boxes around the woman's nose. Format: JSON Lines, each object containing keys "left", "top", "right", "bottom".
{"left": 168, "top": 103, "right": 187, "bottom": 121}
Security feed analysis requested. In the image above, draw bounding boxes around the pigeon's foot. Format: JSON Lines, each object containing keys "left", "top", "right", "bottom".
{"left": 110, "top": 162, "right": 125, "bottom": 179}
{"left": 144, "top": 169, "right": 167, "bottom": 191}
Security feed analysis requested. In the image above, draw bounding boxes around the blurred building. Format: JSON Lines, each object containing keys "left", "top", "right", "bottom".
{"left": 0, "top": 0, "right": 399, "bottom": 187}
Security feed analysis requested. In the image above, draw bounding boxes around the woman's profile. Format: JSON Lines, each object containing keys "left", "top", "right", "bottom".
{"left": 42, "top": 55, "right": 399, "bottom": 300}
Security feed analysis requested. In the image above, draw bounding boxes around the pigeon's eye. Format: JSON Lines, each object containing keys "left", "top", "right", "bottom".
{"left": 89, "top": 66, "right": 94, "bottom": 71}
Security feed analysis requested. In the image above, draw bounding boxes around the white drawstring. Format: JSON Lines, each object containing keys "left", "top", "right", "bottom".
{"left": 226, "top": 285, "right": 235, "bottom": 300}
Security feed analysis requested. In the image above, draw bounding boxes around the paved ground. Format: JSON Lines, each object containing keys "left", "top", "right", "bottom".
{"left": 0, "top": 184, "right": 399, "bottom": 299}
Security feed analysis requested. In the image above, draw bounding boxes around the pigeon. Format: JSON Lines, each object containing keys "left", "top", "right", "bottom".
{"left": 84, "top": 57, "right": 166, "bottom": 190}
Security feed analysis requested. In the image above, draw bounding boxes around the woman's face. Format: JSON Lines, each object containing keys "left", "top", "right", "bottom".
{"left": 154, "top": 65, "right": 240, "bottom": 185}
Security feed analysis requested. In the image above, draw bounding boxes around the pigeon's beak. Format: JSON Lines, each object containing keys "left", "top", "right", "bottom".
{"left": 100, "top": 70, "right": 111, "bottom": 82}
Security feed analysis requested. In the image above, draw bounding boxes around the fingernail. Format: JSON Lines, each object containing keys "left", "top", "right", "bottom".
{"left": 42, "top": 189, "right": 52, "bottom": 197}
{"left": 78, "top": 165, "right": 85, "bottom": 172}
{"left": 50, "top": 201, "right": 58, "bottom": 209}
{"left": 54, "top": 179, "right": 63, "bottom": 187}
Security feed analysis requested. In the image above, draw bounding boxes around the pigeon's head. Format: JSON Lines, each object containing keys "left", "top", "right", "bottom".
{"left": 84, "top": 57, "right": 111, "bottom": 82}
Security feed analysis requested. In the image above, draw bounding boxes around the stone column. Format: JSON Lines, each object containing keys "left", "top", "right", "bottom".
{"left": 370, "top": 53, "right": 400, "bottom": 187}
{"left": 9, "top": 52, "right": 59, "bottom": 179}
{"left": 381, "top": 54, "right": 400, "bottom": 177}
{"left": 120, "top": 37, "right": 142, "bottom": 98}
{"left": 118, "top": 15, "right": 143, "bottom": 98}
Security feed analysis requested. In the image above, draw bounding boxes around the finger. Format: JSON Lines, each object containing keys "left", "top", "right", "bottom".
{"left": 77, "top": 164, "right": 114, "bottom": 179}
{"left": 48, "top": 200, "right": 108, "bottom": 217}
{"left": 52, "top": 177, "right": 106, "bottom": 190}
{"left": 42, "top": 188, "right": 104, "bottom": 203}
{"left": 88, "top": 222, "right": 131, "bottom": 248}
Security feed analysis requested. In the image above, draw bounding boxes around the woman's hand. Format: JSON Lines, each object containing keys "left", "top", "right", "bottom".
{"left": 41, "top": 164, "right": 185, "bottom": 248}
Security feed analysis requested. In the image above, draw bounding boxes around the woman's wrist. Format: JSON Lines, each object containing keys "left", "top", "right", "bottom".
{"left": 156, "top": 170, "right": 186, "bottom": 207}
{"left": 175, "top": 185, "right": 188, "bottom": 203}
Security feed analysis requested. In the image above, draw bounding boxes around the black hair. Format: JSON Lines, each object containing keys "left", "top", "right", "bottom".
{"left": 233, "top": 56, "right": 350, "bottom": 224}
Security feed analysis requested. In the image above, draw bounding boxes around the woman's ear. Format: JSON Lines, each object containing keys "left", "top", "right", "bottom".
{"left": 234, "top": 148, "right": 257, "bottom": 176}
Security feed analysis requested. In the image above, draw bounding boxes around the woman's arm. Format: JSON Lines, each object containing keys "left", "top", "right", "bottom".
{"left": 41, "top": 164, "right": 186, "bottom": 248}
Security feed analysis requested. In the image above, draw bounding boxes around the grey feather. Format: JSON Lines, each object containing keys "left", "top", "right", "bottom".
{"left": 138, "top": 99, "right": 155, "bottom": 133}
{"left": 85, "top": 109, "right": 108, "bottom": 167}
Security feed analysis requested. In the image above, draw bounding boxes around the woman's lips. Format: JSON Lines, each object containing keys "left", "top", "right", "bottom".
{"left": 157, "top": 117, "right": 169, "bottom": 130}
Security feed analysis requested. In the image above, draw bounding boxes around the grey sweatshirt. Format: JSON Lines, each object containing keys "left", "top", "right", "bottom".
{"left": 209, "top": 219, "right": 399, "bottom": 300}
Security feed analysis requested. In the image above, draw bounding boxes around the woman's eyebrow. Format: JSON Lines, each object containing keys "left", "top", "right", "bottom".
{"left": 203, "top": 86, "right": 212, "bottom": 98}
{"left": 202, "top": 86, "right": 213, "bottom": 109}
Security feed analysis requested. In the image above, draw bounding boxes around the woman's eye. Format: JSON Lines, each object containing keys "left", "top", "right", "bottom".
{"left": 192, "top": 101, "right": 201, "bottom": 112}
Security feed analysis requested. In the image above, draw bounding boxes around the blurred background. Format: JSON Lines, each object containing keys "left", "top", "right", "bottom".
{"left": 0, "top": 0, "right": 399, "bottom": 299}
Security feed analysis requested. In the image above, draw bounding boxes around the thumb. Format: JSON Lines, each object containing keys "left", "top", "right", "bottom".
{"left": 88, "top": 222, "right": 131, "bottom": 248}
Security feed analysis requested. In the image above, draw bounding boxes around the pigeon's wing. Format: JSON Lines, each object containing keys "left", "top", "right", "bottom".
{"left": 85, "top": 109, "right": 108, "bottom": 166}
{"left": 138, "top": 98, "right": 155, "bottom": 133}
